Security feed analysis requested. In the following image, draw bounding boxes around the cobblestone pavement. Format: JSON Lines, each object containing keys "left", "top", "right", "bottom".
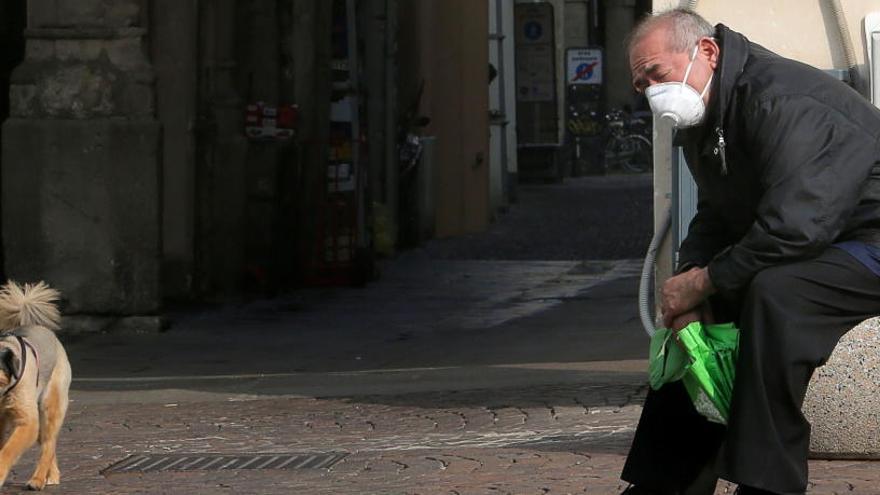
{"left": 0, "top": 375, "right": 868, "bottom": 494}
{"left": 7, "top": 379, "right": 651, "bottom": 494}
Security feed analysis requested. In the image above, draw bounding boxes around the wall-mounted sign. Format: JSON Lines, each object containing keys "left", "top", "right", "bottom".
{"left": 515, "top": 4, "right": 552, "bottom": 45}
{"left": 245, "top": 102, "right": 298, "bottom": 140}
{"left": 514, "top": 2, "right": 559, "bottom": 144}
{"left": 567, "top": 48, "right": 602, "bottom": 85}
{"left": 515, "top": 3, "right": 556, "bottom": 103}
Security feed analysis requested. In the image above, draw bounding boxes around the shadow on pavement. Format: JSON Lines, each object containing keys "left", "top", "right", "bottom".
{"left": 65, "top": 274, "right": 650, "bottom": 402}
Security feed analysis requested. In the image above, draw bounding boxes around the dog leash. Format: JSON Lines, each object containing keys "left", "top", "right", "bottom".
{"left": 2, "top": 336, "right": 38, "bottom": 396}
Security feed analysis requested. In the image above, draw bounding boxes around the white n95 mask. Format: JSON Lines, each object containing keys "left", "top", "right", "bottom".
{"left": 645, "top": 43, "right": 713, "bottom": 128}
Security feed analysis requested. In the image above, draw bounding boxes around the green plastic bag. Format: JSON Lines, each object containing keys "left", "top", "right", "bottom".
{"left": 648, "top": 321, "right": 740, "bottom": 425}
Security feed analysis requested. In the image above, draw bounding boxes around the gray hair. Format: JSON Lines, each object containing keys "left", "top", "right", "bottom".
{"left": 626, "top": 8, "right": 715, "bottom": 55}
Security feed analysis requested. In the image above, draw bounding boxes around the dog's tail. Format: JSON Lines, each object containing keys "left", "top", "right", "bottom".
{"left": 0, "top": 281, "right": 61, "bottom": 331}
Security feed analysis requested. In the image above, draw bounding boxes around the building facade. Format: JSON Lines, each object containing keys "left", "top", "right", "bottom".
{"left": 0, "top": 0, "right": 498, "bottom": 328}
{"left": 1, "top": 0, "right": 670, "bottom": 326}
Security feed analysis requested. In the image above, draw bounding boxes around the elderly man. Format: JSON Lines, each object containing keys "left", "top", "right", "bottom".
{"left": 620, "top": 9, "right": 880, "bottom": 495}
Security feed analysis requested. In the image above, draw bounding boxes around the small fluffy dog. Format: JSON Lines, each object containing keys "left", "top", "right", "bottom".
{"left": 0, "top": 281, "right": 70, "bottom": 490}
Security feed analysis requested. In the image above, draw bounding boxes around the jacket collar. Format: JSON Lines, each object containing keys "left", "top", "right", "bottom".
{"left": 708, "top": 24, "right": 749, "bottom": 136}
{"left": 674, "top": 24, "right": 750, "bottom": 172}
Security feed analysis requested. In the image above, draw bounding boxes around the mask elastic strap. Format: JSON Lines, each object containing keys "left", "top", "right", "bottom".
{"left": 700, "top": 72, "right": 714, "bottom": 99}
{"left": 680, "top": 43, "right": 700, "bottom": 89}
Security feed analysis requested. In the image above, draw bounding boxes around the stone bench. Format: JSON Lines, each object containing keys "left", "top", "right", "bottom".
{"left": 803, "top": 317, "right": 880, "bottom": 459}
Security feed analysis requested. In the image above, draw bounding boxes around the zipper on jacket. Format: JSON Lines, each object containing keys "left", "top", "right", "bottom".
{"left": 713, "top": 127, "right": 728, "bottom": 175}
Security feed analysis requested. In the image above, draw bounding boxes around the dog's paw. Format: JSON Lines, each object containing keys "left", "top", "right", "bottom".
{"left": 26, "top": 477, "right": 47, "bottom": 491}
{"left": 47, "top": 465, "right": 60, "bottom": 485}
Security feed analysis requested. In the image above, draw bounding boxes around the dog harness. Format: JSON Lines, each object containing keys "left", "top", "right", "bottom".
{"left": 1, "top": 336, "right": 38, "bottom": 396}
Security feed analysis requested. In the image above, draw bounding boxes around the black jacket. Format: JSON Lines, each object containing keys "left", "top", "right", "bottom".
{"left": 677, "top": 24, "right": 880, "bottom": 294}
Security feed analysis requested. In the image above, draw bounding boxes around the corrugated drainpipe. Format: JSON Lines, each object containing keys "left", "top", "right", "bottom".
{"left": 639, "top": 211, "right": 671, "bottom": 336}
{"left": 827, "top": 0, "right": 864, "bottom": 95}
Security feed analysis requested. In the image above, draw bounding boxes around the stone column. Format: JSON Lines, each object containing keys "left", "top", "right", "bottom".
{"left": 193, "top": 0, "right": 248, "bottom": 295}
{"left": 1, "top": 0, "right": 161, "bottom": 330}
{"left": 291, "top": 0, "right": 332, "bottom": 279}
{"left": 604, "top": 0, "right": 638, "bottom": 110}
{"left": 152, "top": 0, "right": 198, "bottom": 299}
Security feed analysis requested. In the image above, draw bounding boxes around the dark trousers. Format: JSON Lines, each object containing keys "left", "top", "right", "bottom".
{"left": 621, "top": 247, "right": 880, "bottom": 495}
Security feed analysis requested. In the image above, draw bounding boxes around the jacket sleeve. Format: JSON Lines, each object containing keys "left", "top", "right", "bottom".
{"left": 707, "top": 94, "right": 879, "bottom": 292}
{"left": 676, "top": 188, "right": 729, "bottom": 273}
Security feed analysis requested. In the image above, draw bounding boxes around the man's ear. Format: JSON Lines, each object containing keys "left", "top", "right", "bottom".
{"left": 0, "top": 348, "right": 21, "bottom": 379}
{"left": 699, "top": 36, "right": 721, "bottom": 70}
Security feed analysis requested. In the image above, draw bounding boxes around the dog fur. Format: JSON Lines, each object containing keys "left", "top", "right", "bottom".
{"left": 0, "top": 281, "right": 70, "bottom": 490}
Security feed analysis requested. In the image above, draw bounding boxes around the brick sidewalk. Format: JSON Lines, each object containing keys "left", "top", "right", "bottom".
{"left": 2, "top": 380, "right": 873, "bottom": 494}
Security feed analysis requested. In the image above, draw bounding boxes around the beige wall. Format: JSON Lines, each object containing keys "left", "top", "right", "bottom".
{"left": 654, "top": 0, "right": 878, "bottom": 71}
{"left": 399, "top": 0, "right": 490, "bottom": 238}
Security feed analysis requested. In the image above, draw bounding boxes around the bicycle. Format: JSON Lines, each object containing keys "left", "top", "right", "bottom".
{"left": 603, "top": 109, "right": 653, "bottom": 173}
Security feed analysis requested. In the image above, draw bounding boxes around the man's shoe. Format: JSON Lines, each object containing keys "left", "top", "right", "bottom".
{"left": 735, "top": 486, "right": 777, "bottom": 495}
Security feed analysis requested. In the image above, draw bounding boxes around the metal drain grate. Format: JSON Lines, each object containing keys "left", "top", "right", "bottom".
{"left": 102, "top": 452, "right": 348, "bottom": 474}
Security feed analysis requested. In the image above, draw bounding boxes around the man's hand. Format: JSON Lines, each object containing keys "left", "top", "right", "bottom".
{"left": 661, "top": 267, "right": 715, "bottom": 329}
{"left": 668, "top": 302, "right": 715, "bottom": 332}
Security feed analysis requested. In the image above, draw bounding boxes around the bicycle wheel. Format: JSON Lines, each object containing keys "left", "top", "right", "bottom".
{"left": 615, "top": 134, "right": 652, "bottom": 173}
{"left": 603, "top": 135, "right": 624, "bottom": 173}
